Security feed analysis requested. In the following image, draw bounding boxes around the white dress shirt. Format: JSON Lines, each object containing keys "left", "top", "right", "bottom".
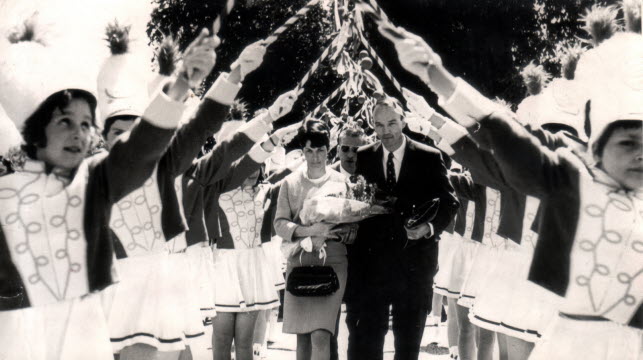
{"left": 339, "top": 165, "right": 351, "bottom": 179}
{"left": 381, "top": 136, "right": 406, "bottom": 181}
{"left": 381, "top": 136, "right": 434, "bottom": 236}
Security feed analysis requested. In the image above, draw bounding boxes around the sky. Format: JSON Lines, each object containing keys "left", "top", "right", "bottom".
{"left": 0, "top": 0, "right": 156, "bottom": 147}
{"left": 0, "top": 0, "right": 155, "bottom": 66}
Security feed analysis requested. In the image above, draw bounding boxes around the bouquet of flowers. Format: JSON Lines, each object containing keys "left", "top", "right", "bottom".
{"left": 299, "top": 175, "right": 392, "bottom": 226}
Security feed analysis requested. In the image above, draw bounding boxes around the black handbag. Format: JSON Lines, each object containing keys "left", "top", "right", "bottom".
{"left": 286, "top": 265, "right": 340, "bottom": 297}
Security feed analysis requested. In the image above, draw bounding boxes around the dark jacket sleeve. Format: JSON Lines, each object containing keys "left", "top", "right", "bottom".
{"left": 448, "top": 170, "right": 477, "bottom": 201}
{"left": 451, "top": 135, "right": 510, "bottom": 190}
{"left": 186, "top": 132, "right": 255, "bottom": 187}
{"left": 98, "top": 120, "right": 178, "bottom": 203}
{"left": 161, "top": 98, "right": 231, "bottom": 178}
{"left": 425, "top": 150, "right": 459, "bottom": 235}
{"left": 470, "top": 112, "right": 580, "bottom": 199}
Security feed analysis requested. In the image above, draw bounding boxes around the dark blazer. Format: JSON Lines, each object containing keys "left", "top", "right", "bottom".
{"left": 354, "top": 137, "right": 458, "bottom": 254}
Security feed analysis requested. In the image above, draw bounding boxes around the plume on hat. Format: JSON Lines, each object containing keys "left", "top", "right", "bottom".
{"left": 7, "top": 17, "right": 44, "bottom": 45}
{"left": 96, "top": 20, "right": 152, "bottom": 128}
{"left": 580, "top": 5, "right": 620, "bottom": 46}
{"left": 520, "top": 62, "right": 551, "bottom": 96}
{"left": 0, "top": 16, "right": 97, "bottom": 129}
{"left": 156, "top": 35, "right": 180, "bottom": 76}
{"left": 559, "top": 43, "right": 585, "bottom": 80}
{"left": 622, "top": 0, "right": 642, "bottom": 33}
{"left": 105, "top": 20, "right": 130, "bottom": 55}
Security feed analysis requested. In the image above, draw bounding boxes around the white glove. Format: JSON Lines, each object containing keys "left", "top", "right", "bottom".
{"left": 379, "top": 24, "right": 441, "bottom": 85}
{"left": 273, "top": 121, "right": 301, "bottom": 144}
{"left": 269, "top": 91, "right": 298, "bottom": 120}
{"left": 231, "top": 40, "right": 267, "bottom": 80}
{"left": 181, "top": 28, "right": 219, "bottom": 88}
{"left": 402, "top": 88, "right": 435, "bottom": 119}
{"left": 405, "top": 114, "right": 432, "bottom": 136}
{"left": 300, "top": 237, "right": 313, "bottom": 252}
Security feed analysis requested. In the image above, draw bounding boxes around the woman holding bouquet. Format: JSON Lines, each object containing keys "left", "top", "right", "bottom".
{"left": 274, "top": 119, "right": 354, "bottom": 360}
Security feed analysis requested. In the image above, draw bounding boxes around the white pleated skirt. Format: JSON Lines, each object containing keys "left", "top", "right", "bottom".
{"left": 0, "top": 293, "right": 113, "bottom": 360}
{"left": 212, "top": 247, "right": 281, "bottom": 312}
{"left": 184, "top": 243, "right": 218, "bottom": 318}
{"left": 434, "top": 234, "right": 480, "bottom": 299}
{"left": 458, "top": 244, "right": 498, "bottom": 308}
{"left": 468, "top": 244, "right": 527, "bottom": 332}
{"left": 530, "top": 315, "right": 642, "bottom": 360}
{"left": 101, "top": 251, "right": 205, "bottom": 353}
{"left": 261, "top": 238, "right": 286, "bottom": 291}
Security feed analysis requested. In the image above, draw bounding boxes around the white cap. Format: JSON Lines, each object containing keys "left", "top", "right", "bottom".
{"left": 534, "top": 78, "right": 586, "bottom": 140}
{"left": 0, "top": 102, "right": 23, "bottom": 155}
{"left": 515, "top": 94, "right": 543, "bottom": 126}
{"left": 577, "top": 32, "right": 643, "bottom": 150}
{"left": 0, "top": 40, "right": 97, "bottom": 130}
{"left": 96, "top": 50, "right": 152, "bottom": 129}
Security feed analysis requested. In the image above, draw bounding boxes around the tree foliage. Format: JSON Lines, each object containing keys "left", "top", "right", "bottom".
{"left": 147, "top": 0, "right": 620, "bottom": 123}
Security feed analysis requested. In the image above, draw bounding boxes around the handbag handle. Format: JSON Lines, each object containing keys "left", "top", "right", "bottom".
{"left": 298, "top": 242, "right": 327, "bottom": 267}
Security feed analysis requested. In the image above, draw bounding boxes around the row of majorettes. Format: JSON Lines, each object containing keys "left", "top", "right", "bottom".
{"left": 0, "top": 21, "right": 300, "bottom": 360}
{"left": 384, "top": 11, "right": 642, "bottom": 360}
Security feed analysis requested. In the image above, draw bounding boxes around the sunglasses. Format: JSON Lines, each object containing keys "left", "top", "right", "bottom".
{"left": 340, "top": 146, "right": 359, "bottom": 153}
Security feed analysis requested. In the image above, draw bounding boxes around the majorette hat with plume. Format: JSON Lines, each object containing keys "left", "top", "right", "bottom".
{"left": 516, "top": 62, "right": 551, "bottom": 126}
{"left": 0, "top": 17, "right": 97, "bottom": 130}
{"left": 578, "top": 32, "right": 643, "bottom": 152}
{"left": 580, "top": 4, "right": 621, "bottom": 47}
{"left": 523, "top": 45, "right": 587, "bottom": 139}
{"left": 96, "top": 20, "right": 153, "bottom": 129}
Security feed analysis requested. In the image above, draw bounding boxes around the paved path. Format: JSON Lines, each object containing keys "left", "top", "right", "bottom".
{"left": 263, "top": 305, "right": 451, "bottom": 360}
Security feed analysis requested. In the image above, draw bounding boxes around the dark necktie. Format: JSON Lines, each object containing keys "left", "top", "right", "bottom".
{"left": 386, "top": 152, "right": 396, "bottom": 189}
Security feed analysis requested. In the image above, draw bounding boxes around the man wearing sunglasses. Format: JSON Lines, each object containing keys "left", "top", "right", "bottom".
{"left": 331, "top": 125, "right": 367, "bottom": 177}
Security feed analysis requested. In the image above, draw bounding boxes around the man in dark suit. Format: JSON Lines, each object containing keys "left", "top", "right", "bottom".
{"left": 346, "top": 97, "right": 458, "bottom": 360}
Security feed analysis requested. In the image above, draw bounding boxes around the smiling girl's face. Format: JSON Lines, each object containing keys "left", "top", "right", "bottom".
{"left": 36, "top": 98, "right": 94, "bottom": 170}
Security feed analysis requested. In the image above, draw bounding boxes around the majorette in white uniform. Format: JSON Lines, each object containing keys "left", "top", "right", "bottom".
{"left": 95, "top": 25, "right": 246, "bottom": 353}
{"left": 432, "top": 31, "right": 643, "bottom": 359}
{"left": 0, "top": 21, "right": 186, "bottom": 360}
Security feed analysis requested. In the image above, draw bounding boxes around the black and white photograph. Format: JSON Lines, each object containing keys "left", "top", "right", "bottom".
{"left": 0, "top": 0, "right": 641, "bottom": 359}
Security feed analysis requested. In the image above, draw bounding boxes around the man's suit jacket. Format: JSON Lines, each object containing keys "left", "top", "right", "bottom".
{"left": 353, "top": 137, "right": 458, "bottom": 255}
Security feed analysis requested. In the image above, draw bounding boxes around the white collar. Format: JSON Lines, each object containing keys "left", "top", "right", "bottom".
{"left": 339, "top": 165, "right": 352, "bottom": 178}
{"left": 382, "top": 135, "right": 407, "bottom": 161}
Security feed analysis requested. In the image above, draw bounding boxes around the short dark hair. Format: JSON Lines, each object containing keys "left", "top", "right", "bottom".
{"left": 102, "top": 114, "right": 138, "bottom": 139}
{"left": 298, "top": 119, "right": 330, "bottom": 149}
{"left": 338, "top": 124, "right": 366, "bottom": 143}
{"left": 21, "top": 89, "right": 97, "bottom": 159}
{"left": 592, "top": 120, "right": 643, "bottom": 157}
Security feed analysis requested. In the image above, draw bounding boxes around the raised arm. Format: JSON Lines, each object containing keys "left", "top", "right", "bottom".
{"left": 162, "top": 74, "right": 241, "bottom": 178}
{"left": 387, "top": 26, "right": 581, "bottom": 198}
{"left": 186, "top": 90, "right": 298, "bottom": 186}
{"left": 162, "top": 34, "right": 268, "bottom": 178}
{"left": 100, "top": 88, "right": 186, "bottom": 203}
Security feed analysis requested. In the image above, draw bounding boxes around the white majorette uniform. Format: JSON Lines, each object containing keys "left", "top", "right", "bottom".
{"left": 430, "top": 92, "right": 584, "bottom": 340}
{"left": 432, "top": 35, "right": 643, "bottom": 358}
{"left": 0, "top": 33, "right": 186, "bottom": 360}
{"left": 179, "top": 114, "right": 276, "bottom": 322}
{"left": 204, "top": 143, "right": 282, "bottom": 312}
{"left": 483, "top": 80, "right": 585, "bottom": 342}
{"left": 95, "top": 36, "right": 272, "bottom": 351}
{"left": 433, "top": 169, "right": 481, "bottom": 300}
